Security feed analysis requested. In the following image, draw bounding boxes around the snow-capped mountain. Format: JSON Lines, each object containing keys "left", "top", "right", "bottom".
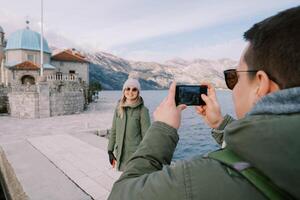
{"left": 81, "top": 50, "right": 237, "bottom": 90}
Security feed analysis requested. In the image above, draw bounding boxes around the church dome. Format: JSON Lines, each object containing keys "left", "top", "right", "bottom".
{"left": 5, "top": 28, "right": 51, "bottom": 53}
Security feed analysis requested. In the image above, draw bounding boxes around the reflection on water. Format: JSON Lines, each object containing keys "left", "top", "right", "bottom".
{"left": 99, "top": 90, "right": 235, "bottom": 160}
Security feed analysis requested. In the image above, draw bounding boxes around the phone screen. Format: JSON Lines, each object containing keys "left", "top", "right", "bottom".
{"left": 175, "top": 85, "right": 207, "bottom": 106}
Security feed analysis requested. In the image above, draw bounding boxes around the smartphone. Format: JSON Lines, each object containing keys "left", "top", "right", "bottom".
{"left": 175, "top": 85, "right": 208, "bottom": 106}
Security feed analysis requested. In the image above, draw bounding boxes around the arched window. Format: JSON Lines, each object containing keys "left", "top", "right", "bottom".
{"left": 21, "top": 75, "right": 35, "bottom": 85}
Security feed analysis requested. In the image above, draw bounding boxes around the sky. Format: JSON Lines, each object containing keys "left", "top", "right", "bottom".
{"left": 0, "top": 0, "right": 299, "bottom": 62}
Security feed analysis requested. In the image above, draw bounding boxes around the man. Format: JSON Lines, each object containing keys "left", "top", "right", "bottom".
{"left": 108, "top": 6, "right": 300, "bottom": 200}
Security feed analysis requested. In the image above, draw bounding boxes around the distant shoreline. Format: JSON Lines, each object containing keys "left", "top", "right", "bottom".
{"left": 99, "top": 87, "right": 230, "bottom": 92}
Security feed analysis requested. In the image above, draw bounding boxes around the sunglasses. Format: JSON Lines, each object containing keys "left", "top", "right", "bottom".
{"left": 125, "top": 87, "right": 138, "bottom": 92}
{"left": 223, "top": 69, "right": 258, "bottom": 90}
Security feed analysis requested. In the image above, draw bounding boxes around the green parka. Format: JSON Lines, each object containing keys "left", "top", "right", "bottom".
{"left": 108, "top": 87, "right": 300, "bottom": 199}
{"left": 108, "top": 97, "right": 151, "bottom": 171}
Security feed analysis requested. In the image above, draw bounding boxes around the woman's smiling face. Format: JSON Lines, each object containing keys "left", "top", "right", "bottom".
{"left": 124, "top": 87, "right": 139, "bottom": 102}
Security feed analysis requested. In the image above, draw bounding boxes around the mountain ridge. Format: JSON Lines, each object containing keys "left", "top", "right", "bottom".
{"left": 53, "top": 47, "right": 237, "bottom": 90}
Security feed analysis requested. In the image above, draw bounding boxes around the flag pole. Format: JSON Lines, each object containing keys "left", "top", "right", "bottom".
{"left": 40, "top": 0, "right": 44, "bottom": 77}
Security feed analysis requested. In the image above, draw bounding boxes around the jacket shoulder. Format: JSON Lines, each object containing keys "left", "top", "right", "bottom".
{"left": 181, "top": 155, "right": 266, "bottom": 199}
{"left": 140, "top": 105, "right": 149, "bottom": 112}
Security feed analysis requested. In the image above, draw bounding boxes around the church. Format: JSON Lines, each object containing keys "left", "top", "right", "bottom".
{"left": 0, "top": 24, "right": 90, "bottom": 118}
{"left": 0, "top": 23, "right": 89, "bottom": 86}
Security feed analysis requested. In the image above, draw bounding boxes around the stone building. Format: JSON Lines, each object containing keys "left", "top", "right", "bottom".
{"left": 0, "top": 24, "right": 89, "bottom": 118}
{"left": 3, "top": 27, "right": 54, "bottom": 85}
{"left": 51, "top": 49, "right": 89, "bottom": 84}
{"left": 0, "top": 25, "right": 89, "bottom": 86}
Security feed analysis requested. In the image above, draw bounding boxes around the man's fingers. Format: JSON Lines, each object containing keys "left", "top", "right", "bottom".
{"left": 166, "top": 81, "right": 176, "bottom": 104}
{"left": 208, "top": 85, "right": 217, "bottom": 99}
{"left": 197, "top": 106, "right": 204, "bottom": 110}
{"left": 195, "top": 106, "right": 205, "bottom": 115}
{"left": 201, "top": 94, "right": 213, "bottom": 106}
{"left": 177, "top": 104, "right": 187, "bottom": 111}
{"left": 205, "top": 82, "right": 217, "bottom": 97}
{"left": 201, "top": 82, "right": 217, "bottom": 99}
{"left": 196, "top": 109, "right": 202, "bottom": 115}
{"left": 195, "top": 106, "right": 203, "bottom": 112}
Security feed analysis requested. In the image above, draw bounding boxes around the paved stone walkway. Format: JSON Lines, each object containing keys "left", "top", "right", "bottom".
{"left": 28, "top": 134, "right": 121, "bottom": 200}
{"left": 0, "top": 97, "right": 123, "bottom": 199}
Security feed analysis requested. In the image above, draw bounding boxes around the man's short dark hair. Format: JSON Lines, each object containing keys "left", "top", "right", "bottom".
{"left": 244, "top": 6, "right": 300, "bottom": 89}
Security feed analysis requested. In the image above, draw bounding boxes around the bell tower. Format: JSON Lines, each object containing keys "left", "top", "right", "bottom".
{"left": 0, "top": 26, "right": 4, "bottom": 63}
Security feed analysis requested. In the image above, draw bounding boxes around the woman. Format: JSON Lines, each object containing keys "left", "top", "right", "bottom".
{"left": 107, "top": 78, "right": 151, "bottom": 171}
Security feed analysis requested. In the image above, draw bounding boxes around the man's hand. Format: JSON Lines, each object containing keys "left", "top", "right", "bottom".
{"left": 154, "top": 82, "right": 187, "bottom": 129}
{"left": 195, "top": 83, "right": 223, "bottom": 129}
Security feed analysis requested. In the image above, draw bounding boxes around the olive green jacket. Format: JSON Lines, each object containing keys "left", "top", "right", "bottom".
{"left": 108, "top": 97, "right": 151, "bottom": 170}
{"left": 108, "top": 87, "right": 300, "bottom": 199}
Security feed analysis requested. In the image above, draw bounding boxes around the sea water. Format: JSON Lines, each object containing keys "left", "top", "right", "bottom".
{"left": 100, "top": 90, "right": 235, "bottom": 160}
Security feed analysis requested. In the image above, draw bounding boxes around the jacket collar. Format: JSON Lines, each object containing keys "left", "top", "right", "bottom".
{"left": 226, "top": 87, "right": 300, "bottom": 198}
{"left": 123, "top": 97, "right": 143, "bottom": 108}
{"left": 247, "top": 87, "right": 300, "bottom": 116}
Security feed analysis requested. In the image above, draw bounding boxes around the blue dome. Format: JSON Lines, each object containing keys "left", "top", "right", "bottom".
{"left": 5, "top": 28, "right": 51, "bottom": 53}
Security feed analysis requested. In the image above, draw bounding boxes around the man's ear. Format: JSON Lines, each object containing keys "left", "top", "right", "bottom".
{"left": 255, "top": 70, "right": 280, "bottom": 99}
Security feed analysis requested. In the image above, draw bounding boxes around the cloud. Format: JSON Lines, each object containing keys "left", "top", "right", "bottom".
{"left": 0, "top": 9, "right": 27, "bottom": 34}
{"left": 115, "top": 39, "right": 247, "bottom": 62}
{"left": 181, "top": 39, "right": 247, "bottom": 60}
{"left": 1, "top": 0, "right": 298, "bottom": 61}
{"left": 78, "top": 0, "right": 298, "bottom": 49}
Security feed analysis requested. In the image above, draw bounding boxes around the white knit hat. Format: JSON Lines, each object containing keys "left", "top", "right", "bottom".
{"left": 122, "top": 78, "right": 141, "bottom": 91}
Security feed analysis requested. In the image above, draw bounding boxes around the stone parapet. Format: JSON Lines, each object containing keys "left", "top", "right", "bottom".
{"left": 8, "top": 80, "right": 86, "bottom": 118}
{"left": 10, "top": 84, "right": 37, "bottom": 93}
{"left": 0, "top": 147, "right": 29, "bottom": 200}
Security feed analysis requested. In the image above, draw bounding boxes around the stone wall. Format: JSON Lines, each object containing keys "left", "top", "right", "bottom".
{"left": 8, "top": 85, "right": 39, "bottom": 118}
{"left": 0, "top": 85, "right": 9, "bottom": 113}
{"left": 8, "top": 81, "right": 85, "bottom": 118}
{"left": 38, "top": 82, "right": 50, "bottom": 118}
{"left": 49, "top": 81, "right": 84, "bottom": 116}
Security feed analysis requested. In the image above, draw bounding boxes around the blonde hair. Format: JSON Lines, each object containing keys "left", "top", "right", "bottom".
{"left": 117, "top": 90, "right": 140, "bottom": 118}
